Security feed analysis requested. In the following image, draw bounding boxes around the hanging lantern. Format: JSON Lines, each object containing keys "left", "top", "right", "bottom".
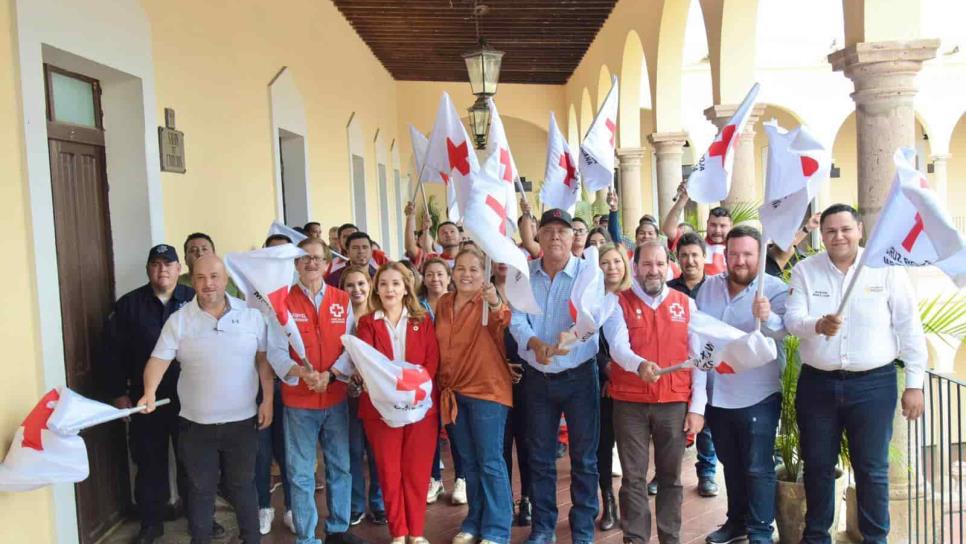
{"left": 462, "top": 39, "right": 504, "bottom": 97}
{"left": 467, "top": 95, "right": 490, "bottom": 150}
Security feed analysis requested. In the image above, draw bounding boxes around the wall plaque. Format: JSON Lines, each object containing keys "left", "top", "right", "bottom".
{"left": 159, "top": 107, "right": 186, "bottom": 173}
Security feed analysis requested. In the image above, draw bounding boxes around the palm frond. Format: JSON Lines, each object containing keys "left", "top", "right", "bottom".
{"left": 919, "top": 294, "right": 966, "bottom": 344}
{"left": 726, "top": 201, "right": 761, "bottom": 225}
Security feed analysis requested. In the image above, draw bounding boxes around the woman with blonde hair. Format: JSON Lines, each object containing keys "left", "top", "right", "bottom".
{"left": 355, "top": 262, "right": 439, "bottom": 544}
{"left": 435, "top": 248, "right": 514, "bottom": 544}
{"left": 595, "top": 243, "right": 633, "bottom": 531}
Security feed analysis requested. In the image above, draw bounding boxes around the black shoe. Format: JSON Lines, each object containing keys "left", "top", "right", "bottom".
{"left": 598, "top": 490, "right": 617, "bottom": 531}
{"left": 326, "top": 531, "right": 370, "bottom": 544}
{"left": 515, "top": 496, "right": 532, "bottom": 527}
{"left": 133, "top": 524, "right": 163, "bottom": 544}
{"left": 698, "top": 478, "right": 719, "bottom": 497}
{"left": 368, "top": 510, "right": 387, "bottom": 525}
{"left": 163, "top": 499, "right": 185, "bottom": 521}
{"left": 556, "top": 441, "right": 567, "bottom": 459}
{"left": 706, "top": 520, "right": 747, "bottom": 544}
{"left": 349, "top": 511, "right": 365, "bottom": 526}
{"left": 212, "top": 520, "right": 227, "bottom": 540}
{"left": 647, "top": 478, "right": 658, "bottom": 496}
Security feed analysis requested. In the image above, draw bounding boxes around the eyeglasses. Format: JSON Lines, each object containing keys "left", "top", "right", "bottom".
{"left": 298, "top": 256, "right": 326, "bottom": 264}
{"left": 573, "top": 228, "right": 588, "bottom": 236}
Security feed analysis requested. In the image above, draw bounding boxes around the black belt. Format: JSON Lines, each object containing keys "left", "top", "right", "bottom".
{"left": 531, "top": 358, "right": 595, "bottom": 381}
{"left": 802, "top": 362, "right": 895, "bottom": 380}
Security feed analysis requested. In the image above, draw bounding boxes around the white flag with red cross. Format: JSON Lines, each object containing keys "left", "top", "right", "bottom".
{"left": 410, "top": 124, "right": 460, "bottom": 222}
{"left": 0, "top": 388, "right": 140, "bottom": 492}
{"left": 579, "top": 75, "right": 619, "bottom": 193}
{"left": 758, "top": 122, "right": 831, "bottom": 251}
{"left": 559, "top": 246, "right": 619, "bottom": 349}
{"left": 463, "top": 168, "right": 543, "bottom": 315}
{"left": 225, "top": 244, "right": 309, "bottom": 361}
{"left": 861, "top": 148, "right": 966, "bottom": 287}
{"left": 687, "top": 310, "right": 778, "bottom": 374}
{"left": 540, "top": 112, "right": 581, "bottom": 213}
{"left": 341, "top": 335, "right": 434, "bottom": 428}
{"left": 422, "top": 93, "right": 480, "bottom": 221}
{"left": 482, "top": 98, "right": 519, "bottom": 234}
{"left": 687, "top": 83, "right": 760, "bottom": 203}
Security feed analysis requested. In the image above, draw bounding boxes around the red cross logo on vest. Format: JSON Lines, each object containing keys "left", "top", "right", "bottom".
{"left": 605, "top": 118, "right": 616, "bottom": 148}
{"left": 447, "top": 138, "right": 471, "bottom": 176}
{"left": 708, "top": 124, "right": 738, "bottom": 166}
{"left": 499, "top": 148, "right": 513, "bottom": 183}
{"left": 22, "top": 389, "right": 60, "bottom": 451}
{"left": 396, "top": 368, "right": 430, "bottom": 402}
{"left": 901, "top": 176, "right": 932, "bottom": 252}
{"left": 486, "top": 195, "right": 508, "bottom": 235}
{"left": 669, "top": 302, "right": 685, "bottom": 322}
{"left": 560, "top": 153, "right": 577, "bottom": 189}
{"left": 329, "top": 303, "right": 345, "bottom": 320}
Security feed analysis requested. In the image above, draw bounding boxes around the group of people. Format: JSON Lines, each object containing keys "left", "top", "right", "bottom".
{"left": 100, "top": 181, "right": 928, "bottom": 544}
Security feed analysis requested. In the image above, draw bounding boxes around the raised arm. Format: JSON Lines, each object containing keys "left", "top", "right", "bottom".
{"left": 518, "top": 197, "right": 541, "bottom": 258}
{"left": 661, "top": 181, "right": 689, "bottom": 239}
{"left": 606, "top": 189, "right": 623, "bottom": 244}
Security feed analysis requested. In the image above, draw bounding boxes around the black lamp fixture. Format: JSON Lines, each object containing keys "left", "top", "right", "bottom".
{"left": 467, "top": 95, "right": 491, "bottom": 151}
{"left": 462, "top": 2, "right": 503, "bottom": 149}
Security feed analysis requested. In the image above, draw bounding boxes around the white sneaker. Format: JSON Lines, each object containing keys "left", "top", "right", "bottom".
{"left": 452, "top": 531, "right": 475, "bottom": 544}
{"left": 259, "top": 508, "right": 275, "bottom": 535}
{"left": 284, "top": 510, "right": 295, "bottom": 534}
{"left": 451, "top": 478, "right": 467, "bottom": 505}
{"left": 427, "top": 478, "right": 445, "bottom": 503}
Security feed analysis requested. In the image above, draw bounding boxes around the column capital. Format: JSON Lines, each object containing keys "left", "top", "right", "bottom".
{"left": 616, "top": 146, "right": 647, "bottom": 164}
{"left": 703, "top": 103, "right": 767, "bottom": 135}
{"left": 828, "top": 40, "right": 939, "bottom": 109}
{"left": 647, "top": 131, "right": 689, "bottom": 153}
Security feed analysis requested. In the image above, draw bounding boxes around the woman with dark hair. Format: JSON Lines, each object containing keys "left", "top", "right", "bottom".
{"left": 585, "top": 227, "right": 612, "bottom": 249}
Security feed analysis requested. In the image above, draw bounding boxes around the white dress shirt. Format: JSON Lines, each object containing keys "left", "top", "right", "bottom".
{"left": 784, "top": 249, "right": 927, "bottom": 389}
{"left": 375, "top": 308, "right": 410, "bottom": 361}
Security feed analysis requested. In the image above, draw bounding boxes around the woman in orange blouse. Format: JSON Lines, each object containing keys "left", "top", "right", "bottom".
{"left": 434, "top": 248, "right": 514, "bottom": 544}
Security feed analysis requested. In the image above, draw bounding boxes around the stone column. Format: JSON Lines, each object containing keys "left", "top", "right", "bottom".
{"left": 648, "top": 132, "right": 688, "bottom": 223}
{"left": 616, "top": 147, "right": 646, "bottom": 237}
{"left": 828, "top": 40, "right": 939, "bottom": 232}
{"left": 703, "top": 103, "right": 766, "bottom": 208}
{"left": 930, "top": 153, "right": 950, "bottom": 201}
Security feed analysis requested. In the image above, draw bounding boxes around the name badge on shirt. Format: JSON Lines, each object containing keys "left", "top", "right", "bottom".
{"left": 812, "top": 290, "right": 831, "bottom": 298}
{"left": 865, "top": 285, "right": 886, "bottom": 294}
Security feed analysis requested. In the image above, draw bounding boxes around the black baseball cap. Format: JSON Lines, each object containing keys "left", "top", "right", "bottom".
{"left": 538, "top": 208, "right": 574, "bottom": 229}
{"left": 147, "top": 243, "right": 179, "bottom": 264}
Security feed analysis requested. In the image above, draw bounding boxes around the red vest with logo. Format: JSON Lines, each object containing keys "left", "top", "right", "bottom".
{"left": 281, "top": 285, "right": 351, "bottom": 409}
{"left": 609, "top": 288, "right": 692, "bottom": 404}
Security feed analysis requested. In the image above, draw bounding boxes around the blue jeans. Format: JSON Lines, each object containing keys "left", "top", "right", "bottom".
{"left": 432, "top": 418, "right": 464, "bottom": 480}
{"left": 256, "top": 382, "right": 291, "bottom": 509}
{"left": 285, "top": 402, "right": 352, "bottom": 543}
{"left": 706, "top": 393, "right": 781, "bottom": 543}
{"left": 525, "top": 360, "right": 600, "bottom": 544}
{"left": 797, "top": 364, "right": 897, "bottom": 544}
{"left": 449, "top": 394, "right": 512, "bottom": 544}
{"left": 348, "top": 398, "right": 384, "bottom": 514}
{"left": 695, "top": 427, "right": 718, "bottom": 479}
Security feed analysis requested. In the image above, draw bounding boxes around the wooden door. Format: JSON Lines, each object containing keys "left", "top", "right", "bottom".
{"left": 45, "top": 64, "right": 130, "bottom": 544}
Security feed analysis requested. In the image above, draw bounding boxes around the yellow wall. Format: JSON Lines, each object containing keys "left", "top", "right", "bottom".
{"left": 949, "top": 115, "right": 966, "bottom": 222}
{"left": 0, "top": 0, "right": 56, "bottom": 541}
{"left": 831, "top": 113, "right": 860, "bottom": 208}
{"left": 143, "top": 0, "right": 400, "bottom": 253}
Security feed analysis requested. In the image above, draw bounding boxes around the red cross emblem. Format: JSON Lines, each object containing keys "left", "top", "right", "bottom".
{"left": 396, "top": 368, "right": 430, "bottom": 402}
{"left": 605, "top": 118, "right": 616, "bottom": 148}
{"left": 708, "top": 124, "right": 738, "bottom": 166}
{"left": 559, "top": 152, "right": 577, "bottom": 189}
{"left": 447, "top": 138, "right": 471, "bottom": 175}
{"left": 329, "top": 304, "right": 345, "bottom": 319}
{"left": 901, "top": 176, "right": 932, "bottom": 252}
{"left": 499, "top": 148, "right": 513, "bottom": 183}
{"left": 486, "top": 194, "right": 508, "bottom": 235}
{"left": 22, "top": 389, "right": 60, "bottom": 451}
{"left": 669, "top": 302, "right": 685, "bottom": 322}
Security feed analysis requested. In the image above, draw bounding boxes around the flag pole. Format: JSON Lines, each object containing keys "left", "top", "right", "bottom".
{"left": 655, "top": 359, "right": 693, "bottom": 376}
{"left": 514, "top": 177, "right": 530, "bottom": 208}
{"left": 482, "top": 256, "right": 492, "bottom": 326}
{"left": 754, "top": 238, "right": 770, "bottom": 331}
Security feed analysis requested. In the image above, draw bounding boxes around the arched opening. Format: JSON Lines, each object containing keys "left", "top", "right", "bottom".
{"left": 619, "top": 31, "right": 646, "bottom": 149}
{"left": 947, "top": 113, "right": 966, "bottom": 222}
{"left": 580, "top": 88, "right": 594, "bottom": 144}
{"left": 680, "top": 0, "right": 715, "bottom": 154}
{"left": 596, "top": 64, "right": 613, "bottom": 113}
{"left": 568, "top": 103, "right": 580, "bottom": 155}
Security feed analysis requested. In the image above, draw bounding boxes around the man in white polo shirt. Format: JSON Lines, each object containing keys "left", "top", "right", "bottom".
{"left": 785, "top": 204, "right": 927, "bottom": 544}
{"left": 139, "top": 254, "right": 276, "bottom": 544}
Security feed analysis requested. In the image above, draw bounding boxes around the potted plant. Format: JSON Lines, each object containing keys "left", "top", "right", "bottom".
{"left": 775, "top": 335, "right": 849, "bottom": 543}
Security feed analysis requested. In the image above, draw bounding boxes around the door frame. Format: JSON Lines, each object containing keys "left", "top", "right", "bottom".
{"left": 14, "top": 1, "right": 164, "bottom": 542}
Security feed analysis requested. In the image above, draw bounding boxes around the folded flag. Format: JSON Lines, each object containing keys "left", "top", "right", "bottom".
{"left": 341, "top": 335, "right": 434, "bottom": 428}
{"left": 560, "top": 246, "right": 618, "bottom": 348}
{"left": 687, "top": 310, "right": 778, "bottom": 374}
{"left": 861, "top": 148, "right": 966, "bottom": 287}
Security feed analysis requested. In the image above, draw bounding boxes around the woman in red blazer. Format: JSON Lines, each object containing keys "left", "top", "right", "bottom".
{"left": 355, "top": 261, "right": 439, "bottom": 544}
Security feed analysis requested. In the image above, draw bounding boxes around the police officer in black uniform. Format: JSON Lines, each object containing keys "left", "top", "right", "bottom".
{"left": 98, "top": 244, "right": 199, "bottom": 544}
